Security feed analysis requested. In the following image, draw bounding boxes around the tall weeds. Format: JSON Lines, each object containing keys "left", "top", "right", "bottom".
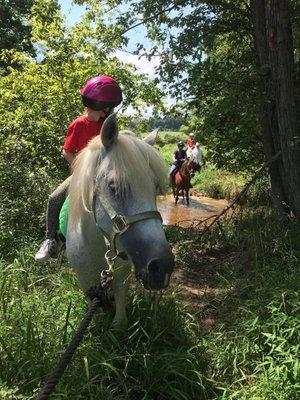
{"left": 1, "top": 211, "right": 299, "bottom": 399}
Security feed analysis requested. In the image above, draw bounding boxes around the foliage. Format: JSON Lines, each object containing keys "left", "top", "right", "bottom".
{"left": 129, "top": 114, "right": 186, "bottom": 133}
{"left": 166, "top": 211, "right": 300, "bottom": 399}
{"left": 0, "top": 0, "right": 163, "bottom": 257}
{"left": 134, "top": 116, "right": 183, "bottom": 132}
{"left": 112, "top": 0, "right": 300, "bottom": 178}
{"left": 111, "top": 0, "right": 264, "bottom": 171}
{"left": 0, "top": 0, "right": 34, "bottom": 73}
{"left": 192, "top": 167, "right": 246, "bottom": 200}
{"left": 0, "top": 157, "right": 51, "bottom": 259}
{"left": 148, "top": 115, "right": 186, "bottom": 131}
{"left": 190, "top": 32, "right": 262, "bottom": 172}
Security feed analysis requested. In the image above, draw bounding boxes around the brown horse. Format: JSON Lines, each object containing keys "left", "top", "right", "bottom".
{"left": 172, "top": 161, "right": 194, "bottom": 205}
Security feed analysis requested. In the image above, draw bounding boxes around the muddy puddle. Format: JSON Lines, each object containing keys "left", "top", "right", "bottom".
{"left": 157, "top": 194, "right": 228, "bottom": 228}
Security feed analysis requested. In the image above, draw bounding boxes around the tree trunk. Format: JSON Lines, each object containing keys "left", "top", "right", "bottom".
{"left": 251, "top": 0, "right": 300, "bottom": 219}
{"left": 265, "top": 0, "right": 300, "bottom": 217}
{"left": 250, "top": 0, "right": 287, "bottom": 219}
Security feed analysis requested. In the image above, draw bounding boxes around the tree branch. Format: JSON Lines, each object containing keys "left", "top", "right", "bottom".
{"left": 120, "top": 3, "right": 181, "bottom": 36}
{"left": 197, "top": 150, "right": 282, "bottom": 239}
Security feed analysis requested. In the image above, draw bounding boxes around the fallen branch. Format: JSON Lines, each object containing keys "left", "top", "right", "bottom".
{"left": 197, "top": 150, "right": 282, "bottom": 239}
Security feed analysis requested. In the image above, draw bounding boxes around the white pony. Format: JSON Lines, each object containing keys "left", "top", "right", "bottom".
{"left": 67, "top": 114, "right": 174, "bottom": 330}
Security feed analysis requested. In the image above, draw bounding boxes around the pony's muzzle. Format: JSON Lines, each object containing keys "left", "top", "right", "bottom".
{"left": 143, "top": 256, "right": 174, "bottom": 291}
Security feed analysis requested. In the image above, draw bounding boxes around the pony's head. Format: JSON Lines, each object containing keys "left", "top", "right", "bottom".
{"left": 69, "top": 114, "right": 174, "bottom": 290}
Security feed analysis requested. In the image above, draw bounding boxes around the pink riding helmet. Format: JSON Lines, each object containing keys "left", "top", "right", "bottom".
{"left": 81, "top": 75, "right": 123, "bottom": 111}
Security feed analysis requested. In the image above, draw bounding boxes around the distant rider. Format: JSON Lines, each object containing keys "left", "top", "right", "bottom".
{"left": 186, "top": 132, "right": 195, "bottom": 148}
{"left": 192, "top": 142, "right": 203, "bottom": 172}
{"left": 169, "top": 140, "right": 187, "bottom": 184}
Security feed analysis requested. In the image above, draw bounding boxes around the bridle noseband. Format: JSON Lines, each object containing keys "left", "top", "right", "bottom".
{"left": 92, "top": 189, "right": 162, "bottom": 266}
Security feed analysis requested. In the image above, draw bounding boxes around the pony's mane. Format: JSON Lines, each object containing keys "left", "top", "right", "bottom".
{"left": 181, "top": 160, "right": 190, "bottom": 174}
{"left": 68, "top": 131, "right": 168, "bottom": 226}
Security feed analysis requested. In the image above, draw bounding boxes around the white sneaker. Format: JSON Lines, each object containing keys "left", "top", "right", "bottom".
{"left": 35, "top": 239, "right": 58, "bottom": 262}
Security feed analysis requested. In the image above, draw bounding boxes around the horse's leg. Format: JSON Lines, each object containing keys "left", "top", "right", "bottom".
{"left": 175, "top": 188, "right": 179, "bottom": 205}
{"left": 112, "top": 260, "right": 131, "bottom": 331}
{"left": 67, "top": 222, "right": 128, "bottom": 331}
{"left": 172, "top": 184, "right": 175, "bottom": 198}
{"left": 69, "top": 249, "right": 130, "bottom": 332}
{"left": 186, "top": 189, "right": 190, "bottom": 206}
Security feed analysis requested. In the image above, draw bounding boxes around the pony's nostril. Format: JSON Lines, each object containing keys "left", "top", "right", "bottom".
{"left": 146, "top": 257, "right": 173, "bottom": 290}
{"left": 148, "top": 259, "right": 160, "bottom": 274}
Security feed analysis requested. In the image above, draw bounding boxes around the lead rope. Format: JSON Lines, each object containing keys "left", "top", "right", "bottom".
{"left": 36, "top": 297, "right": 101, "bottom": 400}
{"left": 37, "top": 218, "right": 123, "bottom": 399}
{"left": 37, "top": 248, "right": 118, "bottom": 400}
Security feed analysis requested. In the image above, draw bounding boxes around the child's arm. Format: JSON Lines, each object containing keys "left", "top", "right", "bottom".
{"left": 62, "top": 149, "right": 75, "bottom": 165}
{"left": 63, "top": 118, "right": 80, "bottom": 165}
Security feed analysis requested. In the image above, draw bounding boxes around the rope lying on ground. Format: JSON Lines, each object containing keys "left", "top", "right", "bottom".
{"left": 36, "top": 297, "right": 101, "bottom": 400}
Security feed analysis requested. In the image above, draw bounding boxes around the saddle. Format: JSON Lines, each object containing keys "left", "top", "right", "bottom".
{"left": 171, "top": 166, "right": 180, "bottom": 180}
{"left": 58, "top": 196, "right": 69, "bottom": 238}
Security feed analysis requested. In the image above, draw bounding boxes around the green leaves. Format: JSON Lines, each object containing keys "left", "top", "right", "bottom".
{"left": 0, "top": 0, "right": 35, "bottom": 72}
{"left": 0, "top": 0, "right": 164, "bottom": 256}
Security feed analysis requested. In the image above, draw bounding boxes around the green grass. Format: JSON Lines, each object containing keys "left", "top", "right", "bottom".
{"left": 191, "top": 167, "right": 246, "bottom": 200}
{"left": 0, "top": 245, "right": 213, "bottom": 400}
{"left": 1, "top": 212, "right": 299, "bottom": 399}
{"left": 190, "top": 168, "right": 271, "bottom": 205}
{"left": 166, "top": 211, "right": 300, "bottom": 400}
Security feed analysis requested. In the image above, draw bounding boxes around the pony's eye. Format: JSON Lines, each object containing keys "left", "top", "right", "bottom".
{"left": 108, "top": 181, "right": 116, "bottom": 195}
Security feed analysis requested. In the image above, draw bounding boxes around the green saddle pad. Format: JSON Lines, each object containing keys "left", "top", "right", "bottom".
{"left": 58, "top": 196, "right": 69, "bottom": 238}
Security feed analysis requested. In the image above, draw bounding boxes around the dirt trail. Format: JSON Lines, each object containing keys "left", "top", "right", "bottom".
{"left": 158, "top": 193, "right": 233, "bottom": 332}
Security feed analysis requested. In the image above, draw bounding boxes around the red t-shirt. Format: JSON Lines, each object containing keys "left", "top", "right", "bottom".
{"left": 63, "top": 115, "right": 103, "bottom": 153}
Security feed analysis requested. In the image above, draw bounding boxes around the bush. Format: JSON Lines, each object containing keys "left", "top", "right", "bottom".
{"left": 246, "top": 174, "right": 271, "bottom": 207}
{"left": 0, "top": 155, "right": 65, "bottom": 259}
{"left": 192, "top": 167, "right": 246, "bottom": 200}
{"left": 203, "top": 213, "right": 300, "bottom": 399}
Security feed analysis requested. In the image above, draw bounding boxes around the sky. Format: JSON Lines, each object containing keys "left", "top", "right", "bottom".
{"left": 59, "top": 0, "right": 159, "bottom": 79}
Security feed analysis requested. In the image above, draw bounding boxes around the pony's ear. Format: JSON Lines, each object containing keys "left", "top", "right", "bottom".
{"left": 143, "top": 128, "right": 159, "bottom": 146}
{"left": 100, "top": 113, "right": 118, "bottom": 148}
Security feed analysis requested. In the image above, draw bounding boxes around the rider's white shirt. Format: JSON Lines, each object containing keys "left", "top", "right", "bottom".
{"left": 192, "top": 147, "right": 203, "bottom": 165}
{"left": 186, "top": 147, "right": 193, "bottom": 160}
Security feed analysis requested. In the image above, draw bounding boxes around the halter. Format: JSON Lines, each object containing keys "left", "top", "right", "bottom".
{"left": 92, "top": 189, "right": 162, "bottom": 268}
